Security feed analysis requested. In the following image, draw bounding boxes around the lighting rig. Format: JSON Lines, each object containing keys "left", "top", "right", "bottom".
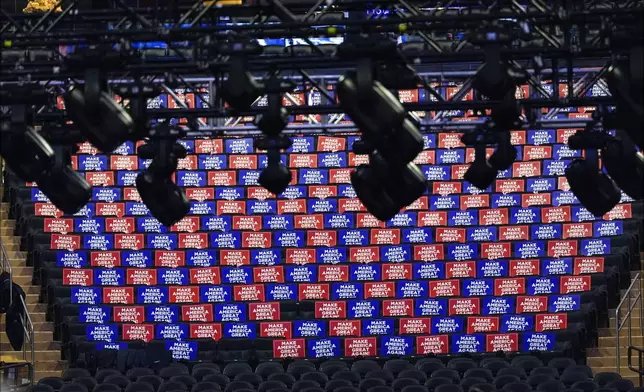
{"left": 0, "top": 0, "right": 643, "bottom": 223}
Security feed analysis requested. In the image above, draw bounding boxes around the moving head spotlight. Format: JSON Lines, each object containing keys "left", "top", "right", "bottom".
{"left": 257, "top": 136, "right": 293, "bottom": 196}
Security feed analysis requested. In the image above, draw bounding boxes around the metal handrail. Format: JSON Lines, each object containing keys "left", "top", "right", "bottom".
{"left": 0, "top": 238, "right": 12, "bottom": 308}
{"left": 628, "top": 346, "right": 644, "bottom": 387}
{"left": 616, "top": 273, "right": 644, "bottom": 371}
{"left": 19, "top": 292, "right": 35, "bottom": 384}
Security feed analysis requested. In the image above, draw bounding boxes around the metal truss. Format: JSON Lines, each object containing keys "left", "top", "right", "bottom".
{"left": 0, "top": 0, "right": 642, "bottom": 136}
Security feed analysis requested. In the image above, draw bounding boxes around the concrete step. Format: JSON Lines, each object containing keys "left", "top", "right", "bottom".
{"left": 610, "top": 317, "right": 644, "bottom": 328}
{"left": 0, "top": 226, "right": 15, "bottom": 236}
{"left": 26, "top": 303, "right": 47, "bottom": 313}
{"left": 11, "top": 275, "right": 34, "bottom": 286}
{"left": 587, "top": 356, "right": 628, "bottom": 368}
{"left": 599, "top": 336, "right": 644, "bottom": 346}
{"left": 600, "top": 328, "right": 644, "bottom": 337}
{"left": 5, "top": 266, "right": 32, "bottom": 276}
{"left": 588, "top": 346, "right": 642, "bottom": 357}
{"left": 590, "top": 366, "right": 642, "bottom": 381}
{"left": 0, "top": 340, "right": 61, "bottom": 351}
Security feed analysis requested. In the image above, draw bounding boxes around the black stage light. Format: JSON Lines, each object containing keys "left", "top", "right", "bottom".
{"left": 602, "top": 136, "right": 644, "bottom": 200}
{"left": 606, "top": 60, "right": 644, "bottom": 150}
{"left": 63, "top": 68, "right": 134, "bottom": 153}
{"left": 464, "top": 143, "right": 498, "bottom": 191}
{"left": 565, "top": 157, "right": 621, "bottom": 217}
{"left": 36, "top": 159, "right": 92, "bottom": 215}
{"left": 0, "top": 125, "right": 55, "bottom": 181}
{"left": 488, "top": 131, "right": 517, "bottom": 171}
{"left": 256, "top": 136, "right": 293, "bottom": 196}
{"left": 222, "top": 57, "right": 262, "bottom": 111}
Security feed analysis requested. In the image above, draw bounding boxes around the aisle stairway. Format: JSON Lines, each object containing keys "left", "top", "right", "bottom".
{"left": 588, "top": 261, "right": 644, "bottom": 383}
{"left": 0, "top": 201, "right": 64, "bottom": 381}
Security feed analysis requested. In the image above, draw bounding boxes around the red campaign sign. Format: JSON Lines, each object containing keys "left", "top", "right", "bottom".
{"left": 413, "top": 150, "right": 436, "bottom": 165}
{"left": 249, "top": 302, "right": 280, "bottom": 321}
{"left": 105, "top": 217, "right": 135, "bottom": 234}
{"left": 406, "top": 196, "right": 429, "bottom": 211}
{"left": 85, "top": 172, "right": 115, "bottom": 187}
{"left": 172, "top": 217, "right": 201, "bottom": 233}
{"left": 436, "top": 228, "right": 466, "bottom": 243}
{"left": 126, "top": 269, "right": 158, "bottom": 286}
{"left": 349, "top": 247, "right": 380, "bottom": 263}
{"left": 242, "top": 232, "right": 272, "bottom": 249}
{"left": 103, "top": 287, "right": 135, "bottom": 304}
{"left": 190, "top": 323, "right": 223, "bottom": 340}
{"left": 512, "top": 161, "right": 542, "bottom": 178}
{"left": 122, "top": 324, "right": 154, "bottom": 342}
{"left": 535, "top": 313, "right": 568, "bottom": 332}
{"left": 560, "top": 275, "right": 591, "bottom": 294}
{"left": 96, "top": 202, "right": 125, "bottom": 218}
{"left": 253, "top": 266, "right": 285, "bottom": 283}
{"left": 44, "top": 218, "right": 73, "bottom": 234}
{"left": 446, "top": 262, "right": 477, "bottom": 279}
{"left": 339, "top": 198, "right": 367, "bottom": 213}
{"left": 309, "top": 185, "right": 338, "bottom": 199}
{"left": 430, "top": 280, "right": 460, "bottom": 298}
{"left": 460, "top": 194, "right": 490, "bottom": 209}
{"left": 523, "top": 145, "right": 553, "bottom": 161}
{"left": 63, "top": 268, "right": 93, "bottom": 286}
{"left": 370, "top": 229, "right": 401, "bottom": 245}
{"left": 521, "top": 193, "right": 552, "bottom": 208}
{"left": 414, "top": 244, "right": 444, "bottom": 262}
{"left": 195, "top": 139, "right": 224, "bottom": 154}
{"left": 185, "top": 188, "right": 215, "bottom": 202}
{"left": 418, "top": 211, "right": 447, "bottom": 227}
{"left": 451, "top": 164, "right": 469, "bottom": 180}
{"left": 306, "top": 231, "right": 337, "bottom": 247}
{"left": 91, "top": 251, "right": 122, "bottom": 268}
{"left": 299, "top": 284, "right": 330, "bottom": 301}
{"left": 573, "top": 257, "right": 605, "bottom": 275}
{"left": 260, "top": 322, "right": 293, "bottom": 339}
{"left": 273, "top": 338, "right": 306, "bottom": 359}
{"left": 481, "top": 242, "right": 512, "bottom": 260}
{"left": 494, "top": 278, "right": 526, "bottom": 296}
{"left": 208, "top": 171, "right": 237, "bottom": 186}
{"left": 317, "top": 136, "right": 346, "bottom": 152}
{"left": 516, "top": 296, "right": 548, "bottom": 313}
{"left": 177, "top": 156, "right": 198, "bottom": 171}
{"left": 438, "top": 132, "right": 465, "bottom": 149}
{"left": 294, "top": 215, "right": 324, "bottom": 230}
{"left": 382, "top": 264, "right": 413, "bottom": 281}
{"left": 181, "top": 304, "right": 214, "bottom": 322}
{"left": 329, "top": 320, "right": 362, "bottom": 337}
{"left": 286, "top": 249, "right": 316, "bottom": 265}
{"left": 220, "top": 250, "right": 251, "bottom": 267}
{"left": 229, "top": 155, "right": 258, "bottom": 170}
{"left": 542, "top": 206, "right": 572, "bottom": 224}
{"left": 234, "top": 285, "right": 266, "bottom": 302}
{"left": 467, "top": 316, "right": 500, "bottom": 334}
{"left": 479, "top": 209, "right": 510, "bottom": 226}
{"left": 382, "top": 299, "right": 414, "bottom": 317}
{"left": 558, "top": 176, "right": 571, "bottom": 191}
{"left": 356, "top": 213, "right": 386, "bottom": 228}
{"left": 563, "top": 223, "right": 593, "bottom": 239}
{"left": 190, "top": 267, "right": 221, "bottom": 285}
{"left": 155, "top": 251, "right": 186, "bottom": 268}
{"left": 247, "top": 187, "right": 275, "bottom": 200}
{"left": 547, "top": 240, "right": 579, "bottom": 258}
{"left": 604, "top": 203, "right": 633, "bottom": 220}
{"left": 179, "top": 233, "right": 209, "bottom": 249}
{"left": 495, "top": 179, "right": 525, "bottom": 194}
{"left": 348, "top": 152, "right": 370, "bottom": 167}
{"left": 277, "top": 200, "right": 306, "bottom": 215}
{"left": 318, "top": 265, "right": 349, "bottom": 282}
{"left": 315, "top": 301, "right": 347, "bottom": 319}
{"left": 448, "top": 298, "right": 480, "bottom": 316}
{"left": 329, "top": 169, "right": 352, "bottom": 184}
{"left": 232, "top": 216, "right": 262, "bottom": 232}
{"left": 510, "top": 130, "right": 527, "bottom": 145}
{"left": 168, "top": 286, "right": 200, "bottom": 304}
{"left": 216, "top": 201, "right": 246, "bottom": 215}
{"left": 345, "top": 337, "right": 377, "bottom": 357}
{"left": 114, "top": 306, "right": 145, "bottom": 324}
{"left": 123, "top": 188, "right": 142, "bottom": 202}
{"left": 399, "top": 317, "right": 431, "bottom": 334}
{"left": 416, "top": 335, "right": 449, "bottom": 355}
{"left": 289, "top": 154, "right": 318, "bottom": 168}
{"left": 34, "top": 203, "right": 63, "bottom": 218}
{"left": 465, "top": 147, "right": 495, "bottom": 163}
{"left": 50, "top": 234, "right": 81, "bottom": 251}
{"left": 509, "top": 259, "right": 540, "bottom": 277}
{"left": 499, "top": 226, "right": 530, "bottom": 241}
{"left": 115, "top": 234, "right": 145, "bottom": 250}
{"left": 364, "top": 282, "right": 396, "bottom": 299}
{"left": 110, "top": 155, "right": 138, "bottom": 171}
{"left": 432, "top": 182, "right": 463, "bottom": 196}
{"left": 486, "top": 333, "right": 519, "bottom": 352}
{"left": 77, "top": 141, "right": 97, "bottom": 154}
{"left": 556, "top": 129, "right": 580, "bottom": 144}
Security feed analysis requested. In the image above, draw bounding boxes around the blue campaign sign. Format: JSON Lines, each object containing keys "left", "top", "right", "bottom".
{"left": 491, "top": 194, "right": 520, "bottom": 208}
{"left": 137, "top": 286, "right": 169, "bottom": 304}
{"left": 429, "top": 195, "right": 459, "bottom": 210}
{"left": 521, "top": 332, "right": 556, "bottom": 351}
{"left": 75, "top": 218, "right": 105, "bottom": 234}
{"left": 92, "top": 188, "right": 122, "bottom": 203}
{"left": 552, "top": 191, "right": 579, "bottom": 206}
{"left": 266, "top": 284, "right": 297, "bottom": 301}
{"left": 263, "top": 215, "right": 294, "bottom": 231}
{"left": 189, "top": 201, "right": 216, "bottom": 216}
{"left": 319, "top": 152, "right": 347, "bottom": 168}
{"left": 581, "top": 239, "right": 610, "bottom": 256}
{"left": 527, "top": 277, "right": 559, "bottom": 295}
{"left": 510, "top": 207, "right": 541, "bottom": 225}
{"left": 158, "top": 268, "right": 190, "bottom": 285}
{"left": 402, "top": 228, "right": 433, "bottom": 244}
{"left": 274, "top": 231, "right": 305, "bottom": 248}
{"left": 225, "top": 138, "right": 254, "bottom": 154}
{"left": 294, "top": 320, "right": 327, "bottom": 338}
{"left": 397, "top": 281, "right": 429, "bottom": 298}
{"left": 146, "top": 305, "right": 180, "bottom": 323}
{"left": 338, "top": 184, "right": 357, "bottom": 198}
{"left": 186, "top": 250, "right": 217, "bottom": 267}
{"left": 594, "top": 221, "right": 623, "bottom": 237}
{"left": 200, "top": 285, "right": 232, "bottom": 303}
{"left": 463, "top": 279, "right": 494, "bottom": 297}
{"left": 97, "top": 342, "right": 127, "bottom": 351}
{"left": 448, "top": 210, "right": 478, "bottom": 226}
{"left": 74, "top": 203, "right": 96, "bottom": 218}
{"left": 146, "top": 234, "right": 178, "bottom": 250}
{"left": 553, "top": 144, "right": 582, "bottom": 160}
{"left": 324, "top": 214, "right": 354, "bottom": 229}
{"left": 317, "top": 248, "right": 347, "bottom": 264}
{"left": 215, "top": 303, "right": 247, "bottom": 322}
{"left": 421, "top": 165, "right": 450, "bottom": 181}
{"left": 541, "top": 258, "right": 573, "bottom": 276}
{"left": 527, "top": 129, "right": 555, "bottom": 145}
{"left": 548, "top": 295, "right": 581, "bottom": 313}
{"left": 451, "top": 334, "right": 484, "bottom": 353}
{"left": 136, "top": 217, "right": 167, "bottom": 233}
{"left": 415, "top": 298, "right": 448, "bottom": 317}
{"left": 238, "top": 170, "right": 261, "bottom": 186}
{"left": 279, "top": 186, "right": 307, "bottom": 200}
{"left": 247, "top": 200, "right": 277, "bottom": 215}
{"left": 308, "top": 199, "right": 338, "bottom": 214}
{"left": 436, "top": 149, "right": 465, "bottom": 165}
{"left": 56, "top": 251, "right": 88, "bottom": 268}
{"left": 339, "top": 230, "right": 370, "bottom": 247}
{"left": 84, "top": 234, "right": 114, "bottom": 250}
{"left": 514, "top": 241, "right": 546, "bottom": 259}
{"left": 86, "top": 324, "right": 117, "bottom": 342}
{"left": 287, "top": 137, "right": 315, "bottom": 153}
{"left": 331, "top": 283, "right": 363, "bottom": 300}
{"left": 221, "top": 267, "right": 253, "bottom": 285}
{"left": 381, "top": 245, "right": 412, "bottom": 262}
{"left": 223, "top": 323, "right": 256, "bottom": 339}
{"left": 155, "top": 324, "right": 189, "bottom": 341}
{"left": 350, "top": 264, "right": 381, "bottom": 282}
{"left": 387, "top": 212, "right": 417, "bottom": 228}
{"left": 413, "top": 262, "right": 445, "bottom": 280}
{"left": 544, "top": 159, "right": 572, "bottom": 177}
{"left": 363, "top": 319, "right": 394, "bottom": 336}
{"left": 71, "top": 287, "right": 101, "bottom": 304}
{"left": 176, "top": 140, "right": 194, "bottom": 154}
{"left": 481, "top": 296, "right": 515, "bottom": 315}
{"left": 571, "top": 206, "right": 597, "bottom": 222}
{"left": 251, "top": 249, "right": 282, "bottom": 266}
{"left": 79, "top": 305, "right": 111, "bottom": 324}
{"left": 307, "top": 338, "right": 341, "bottom": 358}
{"left": 201, "top": 216, "right": 231, "bottom": 232}
{"left": 94, "top": 268, "right": 124, "bottom": 286}
{"left": 347, "top": 299, "right": 380, "bottom": 319}
{"left": 531, "top": 224, "right": 562, "bottom": 240}
{"left": 285, "top": 265, "right": 318, "bottom": 283}
{"left": 381, "top": 335, "right": 414, "bottom": 356}
{"left": 423, "top": 134, "right": 436, "bottom": 149}
{"left": 467, "top": 227, "right": 497, "bottom": 242}
{"left": 122, "top": 251, "right": 153, "bottom": 268}
{"left": 198, "top": 154, "right": 227, "bottom": 170}
{"left": 446, "top": 243, "right": 478, "bottom": 261}
{"left": 527, "top": 177, "right": 556, "bottom": 193}
{"left": 216, "top": 187, "right": 245, "bottom": 201}
{"left": 176, "top": 171, "right": 207, "bottom": 187}
{"left": 125, "top": 202, "right": 150, "bottom": 216}
{"left": 210, "top": 232, "right": 241, "bottom": 249}
{"left": 500, "top": 314, "right": 534, "bottom": 332}
{"left": 30, "top": 188, "right": 50, "bottom": 202}
{"left": 477, "top": 260, "right": 508, "bottom": 278}
{"left": 116, "top": 171, "right": 138, "bottom": 186}
{"left": 79, "top": 155, "right": 108, "bottom": 171}
{"left": 299, "top": 169, "right": 329, "bottom": 185}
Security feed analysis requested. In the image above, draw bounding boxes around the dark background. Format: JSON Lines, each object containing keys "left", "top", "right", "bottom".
{"left": 2, "top": 0, "right": 161, "bottom": 13}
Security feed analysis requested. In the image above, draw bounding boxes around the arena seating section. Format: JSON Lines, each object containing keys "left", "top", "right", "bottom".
{"left": 2, "top": 128, "right": 644, "bottom": 392}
